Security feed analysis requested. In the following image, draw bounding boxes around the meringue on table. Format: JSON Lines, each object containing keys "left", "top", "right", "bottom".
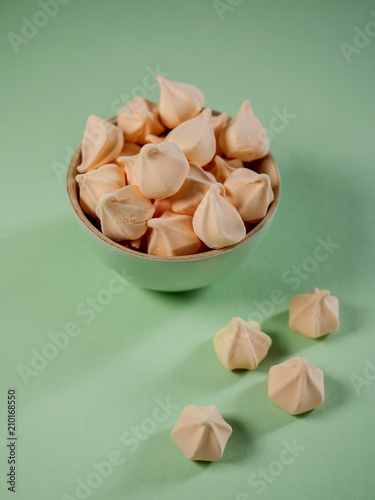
{"left": 77, "top": 114, "right": 124, "bottom": 173}
{"left": 157, "top": 75, "right": 204, "bottom": 129}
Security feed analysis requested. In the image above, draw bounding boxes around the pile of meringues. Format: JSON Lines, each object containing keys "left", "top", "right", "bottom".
{"left": 76, "top": 76, "right": 276, "bottom": 257}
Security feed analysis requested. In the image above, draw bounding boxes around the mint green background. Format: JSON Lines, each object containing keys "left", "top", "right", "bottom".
{"left": 1, "top": 0, "right": 375, "bottom": 499}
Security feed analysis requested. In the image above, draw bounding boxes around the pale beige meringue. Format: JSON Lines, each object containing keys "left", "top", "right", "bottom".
{"left": 171, "top": 405, "right": 232, "bottom": 461}
{"left": 147, "top": 211, "right": 201, "bottom": 257}
{"left": 268, "top": 357, "right": 324, "bottom": 415}
{"left": 134, "top": 142, "right": 189, "bottom": 199}
{"left": 153, "top": 198, "right": 172, "bottom": 217}
{"left": 170, "top": 162, "right": 216, "bottom": 216}
{"left": 76, "top": 164, "right": 125, "bottom": 218}
{"left": 219, "top": 100, "right": 269, "bottom": 162}
{"left": 116, "top": 154, "right": 139, "bottom": 185}
{"left": 289, "top": 288, "right": 340, "bottom": 339}
{"left": 117, "top": 96, "right": 165, "bottom": 145}
{"left": 224, "top": 168, "right": 274, "bottom": 223}
{"left": 77, "top": 115, "right": 124, "bottom": 173}
{"left": 193, "top": 184, "right": 246, "bottom": 249}
{"left": 257, "top": 154, "right": 279, "bottom": 190}
{"left": 206, "top": 155, "right": 243, "bottom": 184}
{"left": 144, "top": 134, "right": 165, "bottom": 145}
{"left": 96, "top": 185, "right": 154, "bottom": 241}
{"left": 214, "top": 317, "right": 272, "bottom": 370}
{"left": 118, "top": 142, "right": 141, "bottom": 157}
{"left": 166, "top": 108, "right": 216, "bottom": 167}
{"left": 212, "top": 112, "right": 229, "bottom": 156}
{"left": 157, "top": 76, "right": 204, "bottom": 129}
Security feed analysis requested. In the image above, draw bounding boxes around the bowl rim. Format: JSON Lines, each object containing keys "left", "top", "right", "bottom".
{"left": 66, "top": 113, "right": 281, "bottom": 262}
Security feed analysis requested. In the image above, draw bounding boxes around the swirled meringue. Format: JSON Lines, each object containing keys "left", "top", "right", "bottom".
{"left": 268, "top": 357, "right": 324, "bottom": 415}
{"left": 171, "top": 405, "right": 232, "bottom": 461}
{"left": 289, "top": 288, "right": 340, "bottom": 338}
{"left": 219, "top": 100, "right": 269, "bottom": 162}
{"left": 170, "top": 163, "right": 216, "bottom": 216}
{"left": 166, "top": 108, "right": 216, "bottom": 167}
{"left": 224, "top": 168, "right": 274, "bottom": 223}
{"left": 147, "top": 211, "right": 201, "bottom": 257}
{"left": 76, "top": 164, "right": 125, "bottom": 218}
{"left": 117, "top": 96, "right": 165, "bottom": 144}
{"left": 212, "top": 112, "right": 229, "bottom": 156}
{"left": 214, "top": 317, "right": 272, "bottom": 370}
{"left": 96, "top": 185, "right": 154, "bottom": 241}
{"left": 157, "top": 76, "right": 204, "bottom": 129}
{"left": 192, "top": 184, "right": 246, "bottom": 249}
{"left": 116, "top": 154, "right": 139, "bottom": 185}
{"left": 77, "top": 115, "right": 124, "bottom": 173}
{"left": 133, "top": 142, "right": 189, "bottom": 199}
{"left": 206, "top": 155, "right": 243, "bottom": 184}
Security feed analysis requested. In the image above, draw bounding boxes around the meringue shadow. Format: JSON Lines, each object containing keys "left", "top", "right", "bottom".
{"left": 220, "top": 417, "right": 251, "bottom": 464}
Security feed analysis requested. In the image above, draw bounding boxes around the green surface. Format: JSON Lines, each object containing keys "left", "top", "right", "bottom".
{"left": 1, "top": 0, "right": 375, "bottom": 499}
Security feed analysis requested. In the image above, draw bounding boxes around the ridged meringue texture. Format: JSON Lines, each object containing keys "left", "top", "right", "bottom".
{"left": 134, "top": 142, "right": 189, "bottom": 199}
{"left": 117, "top": 154, "right": 139, "bottom": 185}
{"left": 214, "top": 317, "right": 272, "bottom": 370}
{"left": 289, "top": 288, "right": 340, "bottom": 339}
{"left": 96, "top": 185, "right": 154, "bottom": 241}
{"left": 117, "top": 96, "right": 165, "bottom": 145}
{"left": 268, "top": 357, "right": 325, "bottom": 415}
{"left": 77, "top": 114, "right": 124, "bottom": 173}
{"left": 224, "top": 168, "right": 274, "bottom": 223}
{"left": 76, "top": 164, "right": 125, "bottom": 218}
{"left": 212, "top": 113, "right": 229, "bottom": 156}
{"left": 170, "top": 162, "right": 216, "bottom": 216}
{"left": 157, "top": 76, "right": 204, "bottom": 129}
{"left": 206, "top": 155, "right": 243, "bottom": 184}
{"left": 147, "top": 211, "right": 201, "bottom": 257}
{"left": 219, "top": 100, "right": 270, "bottom": 162}
{"left": 193, "top": 184, "right": 246, "bottom": 249}
{"left": 166, "top": 108, "right": 216, "bottom": 167}
{"left": 171, "top": 405, "right": 232, "bottom": 461}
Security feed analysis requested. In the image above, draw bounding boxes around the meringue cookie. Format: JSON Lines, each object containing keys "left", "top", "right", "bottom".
{"left": 116, "top": 154, "right": 139, "bottom": 185}
{"left": 145, "top": 134, "right": 165, "bottom": 145}
{"left": 206, "top": 155, "right": 243, "bottom": 184}
{"left": 214, "top": 317, "right": 272, "bottom": 370}
{"left": 219, "top": 100, "right": 269, "bottom": 162}
{"left": 147, "top": 211, "right": 201, "bottom": 257}
{"left": 212, "top": 112, "right": 229, "bottom": 156}
{"left": 268, "top": 357, "right": 324, "bottom": 415}
{"left": 96, "top": 185, "right": 155, "bottom": 241}
{"left": 153, "top": 198, "right": 173, "bottom": 217}
{"left": 256, "top": 154, "right": 279, "bottom": 190}
{"left": 76, "top": 164, "right": 125, "bottom": 218}
{"left": 77, "top": 115, "right": 124, "bottom": 173}
{"left": 171, "top": 405, "right": 232, "bottom": 461}
{"left": 224, "top": 168, "right": 274, "bottom": 223}
{"left": 289, "top": 288, "right": 340, "bottom": 339}
{"left": 193, "top": 184, "right": 246, "bottom": 249}
{"left": 166, "top": 108, "right": 216, "bottom": 167}
{"left": 134, "top": 142, "right": 189, "bottom": 199}
{"left": 117, "top": 96, "right": 165, "bottom": 144}
{"left": 118, "top": 142, "right": 141, "bottom": 157}
{"left": 157, "top": 75, "right": 204, "bottom": 129}
{"left": 170, "top": 162, "right": 216, "bottom": 216}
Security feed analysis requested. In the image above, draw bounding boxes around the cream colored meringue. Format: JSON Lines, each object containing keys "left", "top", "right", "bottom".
{"left": 153, "top": 198, "right": 172, "bottom": 217}
{"left": 76, "top": 164, "right": 125, "bottom": 218}
{"left": 289, "top": 288, "right": 340, "bottom": 339}
{"left": 193, "top": 184, "right": 246, "bottom": 249}
{"left": 145, "top": 134, "right": 165, "bottom": 145}
{"left": 96, "top": 185, "right": 154, "bottom": 241}
{"left": 224, "top": 168, "right": 274, "bottom": 223}
{"left": 118, "top": 142, "right": 141, "bottom": 157}
{"left": 147, "top": 211, "right": 201, "bottom": 257}
{"left": 257, "top": 154, "right": 279, "bottom": 190}
{"left": 77, "top": 115, "right": 124, "bottom": 173}
{"left": 116, "top": 154, "right": 139, "bottom": 185}
{"left": 212, "top": 112, "right": 229, "bottom": 155}
{"left": 171, "top": 405, "right": 232, "bottom": 461}
{"left": 268, "top": 357, "right": 324, "bottom": 415}
{"left": 117, "top": 96, "right": 165, "bottom": 145}
{"left": 219, "top": 100, "right": 269, "bottom": 162}
{"left": 157, "top": 76, "right": 204, "bottom": 129}
{"left": 206, "top": 155, "right": 243, "bottom": 184}
{"left": 214, "top": 317, "right": 272, "bottom": 370}
{"left": 170, "top": 162, "right": 216, "bottom": 216}
{"left": 134, "top": 142, "right": 189, "bottom": 199}
{"left": 166, "top": 108, "right": 216, "bottom": 167}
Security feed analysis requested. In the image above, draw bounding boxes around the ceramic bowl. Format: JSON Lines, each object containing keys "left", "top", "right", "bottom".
{"left": 66, "top": 115, "right": 281, "bottom": 292}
